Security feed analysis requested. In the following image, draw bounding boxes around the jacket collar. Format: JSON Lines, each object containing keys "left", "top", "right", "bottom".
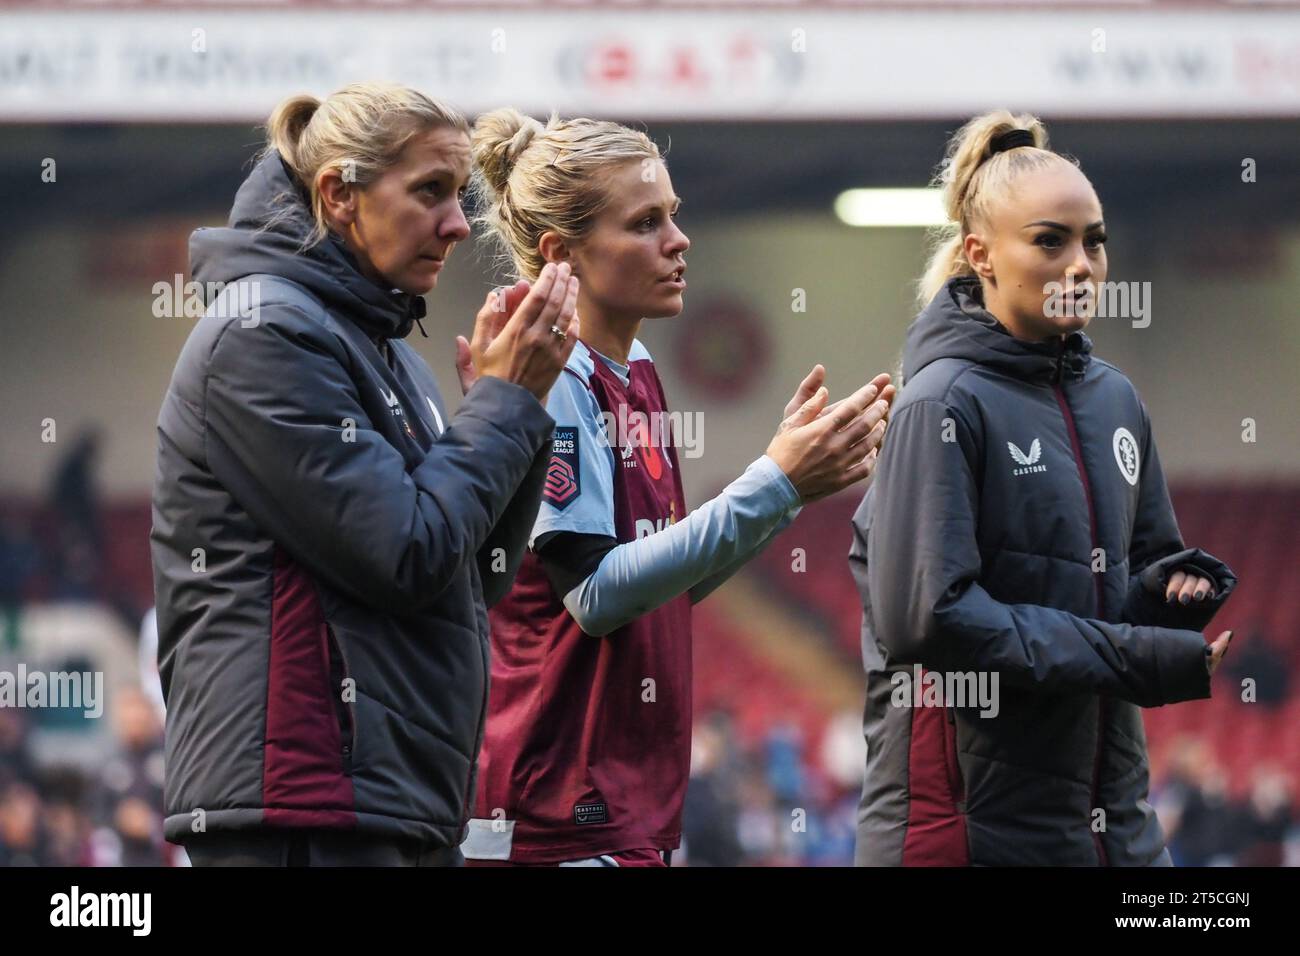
{"left": 904, "top": 276, "right": 1093, "bottom": 387}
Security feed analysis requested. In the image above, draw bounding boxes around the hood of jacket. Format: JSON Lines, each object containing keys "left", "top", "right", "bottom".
{"left": 903, "top": 276, "right": 1092, "bottom": 387}
{"left": 189, "top": 149, "right": 426, "bottom": 341}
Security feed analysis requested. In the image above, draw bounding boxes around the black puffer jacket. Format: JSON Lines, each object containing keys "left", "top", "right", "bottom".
{"left": 152, "top": 151, "right": 554, "bottom": 848}
{"left": 850, "top": 276, "right": 1236, "bottom": 866}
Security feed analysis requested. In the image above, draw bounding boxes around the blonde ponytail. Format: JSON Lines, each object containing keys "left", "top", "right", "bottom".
{"left": 915, "top": 110, "right": 1071, "bottom": 308}
{"left": 266, "top": 94, "right": 321, "bottom": 174}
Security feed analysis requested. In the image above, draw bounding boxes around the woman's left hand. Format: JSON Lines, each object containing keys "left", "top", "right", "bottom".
{"left": 1165, "top": 570, "right": 1216, "bottom": 605}
{"left": 784, "top": 365, "right": 894, "bottom": 422}
{"left": 780, "top": 364, "right": 895, "bottom": 487}
{"left": 783, "top": 365, "right": 828, "bottom": 421}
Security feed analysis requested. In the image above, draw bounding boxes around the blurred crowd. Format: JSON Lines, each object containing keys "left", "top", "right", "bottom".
{"left": 1, "top": 428, "right": 178, "bottom": 866}
{"left": 1154, "top": 738, "right": 1297, "bottom": 867}
{"left": 0, "top": 689, "right": 173, "bottom": 867}
{"left": 680, "top": 712, "right": 861, "bottom": 866}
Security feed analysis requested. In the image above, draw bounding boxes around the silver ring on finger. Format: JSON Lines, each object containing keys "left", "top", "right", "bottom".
{"left": 549, "top": 324, "right": 568, "bottom": 342}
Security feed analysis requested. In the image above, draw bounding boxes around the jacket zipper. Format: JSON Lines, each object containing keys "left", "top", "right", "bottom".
{"left": 1051, "top": 370, "right": 1110, "bottom": 867}
{"left": 945, "top": 705, "right": 966, "bottom": 806}
{"left": 324, "top": 623, "right": 357, "bottom": 775}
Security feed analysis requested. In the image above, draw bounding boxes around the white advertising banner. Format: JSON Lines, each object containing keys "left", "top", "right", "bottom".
{"left": 0, "top": 7, "right": 1297, "bottom": 120}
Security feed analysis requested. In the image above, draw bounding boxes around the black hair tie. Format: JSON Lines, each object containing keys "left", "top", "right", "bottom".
{"left": 990, "top": 128, "right": 1036, "bottom": 155}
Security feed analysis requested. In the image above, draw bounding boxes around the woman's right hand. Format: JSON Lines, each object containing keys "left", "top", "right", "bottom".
{"left": 469, "top": 262, "right": 580, "bottom": 402}
{"left": 1206, "top": 630, "right": 1233, "bottom": 676}
{"left": 766, "top": 374, "right": 895, "bottom": 503}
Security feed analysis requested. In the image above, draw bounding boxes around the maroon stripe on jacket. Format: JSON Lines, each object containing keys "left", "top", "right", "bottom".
{"left": 901, "top": 672, "right": 969, "bottom": 865}
{"left": 263, "top": 546, "right": 356, "bottom": 828}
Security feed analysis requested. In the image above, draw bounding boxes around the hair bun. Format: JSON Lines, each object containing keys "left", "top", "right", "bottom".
{"left": 472, "top": 108, "right": 546, "bottom": 195}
